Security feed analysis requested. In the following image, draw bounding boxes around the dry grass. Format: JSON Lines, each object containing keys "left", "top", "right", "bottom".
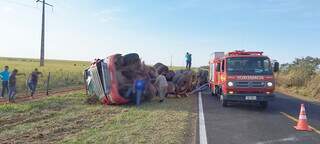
{"left": 276, "top": 86, "right": 320, "bottom": 102}
{"left": 276, "top": 57, "right": 320, "bottom": 101}
{"left": 276, "top": 73, "right": 320, "bottom": 102}
{"left": 0, "top": 91, "right": 195, "bottom": 144}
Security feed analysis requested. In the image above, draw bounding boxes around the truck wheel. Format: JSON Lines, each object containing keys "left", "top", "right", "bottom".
{"left": 260, "top": 101, "right": 268, "bottom": 109}
{"left": 222, "top": 100, "right": 228, "bottom": 107}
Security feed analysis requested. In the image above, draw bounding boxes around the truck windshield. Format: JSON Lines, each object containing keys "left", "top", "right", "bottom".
{"left": 227, "top": 57, "right": 272, "bottom": 75}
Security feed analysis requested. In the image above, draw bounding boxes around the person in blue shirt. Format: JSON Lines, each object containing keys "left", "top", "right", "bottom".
{"left": 0, "top": 66, "right": 10, "bottom": 98}
{"left": 133, "top": 78, "right": 146, "bottom": 106}
{"left": 185, "top": 52, "right": 192, "bottom": 70}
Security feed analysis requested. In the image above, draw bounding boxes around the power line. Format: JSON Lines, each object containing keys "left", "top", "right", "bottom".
{"left": 36, "top": 0, "right": 53, "bottom": 67}
{"left": 36, "top": 0, "right": 53, "bottom": 7}
{"left": 1, "top": 0, "right": 39, "bottom": 10}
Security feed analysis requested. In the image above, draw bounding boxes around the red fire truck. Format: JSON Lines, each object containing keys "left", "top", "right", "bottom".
{"left": 209, "top": 50, "right": 279, "bottom": 108}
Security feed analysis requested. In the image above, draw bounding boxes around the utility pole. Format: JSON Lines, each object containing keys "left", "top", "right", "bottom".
{"left": 170, "top": 55, "right": 173, "bottom": 68}
{"left": 36, "top": 0, "right": 53, "bottom": 66}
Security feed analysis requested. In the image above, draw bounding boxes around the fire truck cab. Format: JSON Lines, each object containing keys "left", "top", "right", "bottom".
{"left": 209, "top": 50, "right": 279, "bottom": 108}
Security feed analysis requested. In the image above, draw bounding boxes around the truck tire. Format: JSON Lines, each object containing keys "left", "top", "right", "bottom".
{"left": 123, "top": 53, "right": 140, "bottom": 66}
{"left": 153, "top": 63, "right": 163, "bottom": 69}
{"left": 157, "top": 65, "right": 169, "bottom": 75}
{"left": 260, "top": 101, "right": 268, "bottom": 109}
{"left": 113, "top": 54, "right": 124, "bottom": 69}
{"left": 220, "top": 94, "right": 228, "bottom": 107}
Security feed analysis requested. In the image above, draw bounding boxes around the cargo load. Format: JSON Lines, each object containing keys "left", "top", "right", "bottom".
{"left": 84, "top": 53, "right": 204, "bottom": 105}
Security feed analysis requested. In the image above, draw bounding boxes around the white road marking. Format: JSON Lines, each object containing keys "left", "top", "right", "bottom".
{"left": 199, "top": 92, "right": 208, "bottom": 144}
{"left": 256, "top": 136, "right": 298, "bottom": 144}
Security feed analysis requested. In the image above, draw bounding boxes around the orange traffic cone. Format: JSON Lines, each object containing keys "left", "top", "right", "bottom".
{"left": 294, "top": 104, "right": 312, "bottom": 131}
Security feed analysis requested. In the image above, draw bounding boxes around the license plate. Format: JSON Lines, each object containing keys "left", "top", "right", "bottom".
{"left": 245, "top": 96, "right": 257, "bottom": 100}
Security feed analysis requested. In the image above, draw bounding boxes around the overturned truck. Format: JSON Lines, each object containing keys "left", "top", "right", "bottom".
{"left": 84, "top": 53, "right": 206, "bottom": 105}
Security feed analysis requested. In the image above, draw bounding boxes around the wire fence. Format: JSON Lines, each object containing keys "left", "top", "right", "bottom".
{"left": 0, "top": 57, "right": 89, "bottom": 98}
{"left": 11, "top": 71, "right": 84, "bottom": 96}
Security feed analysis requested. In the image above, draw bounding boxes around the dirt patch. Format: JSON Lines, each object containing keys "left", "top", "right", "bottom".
{"left": 0, "top": 86, "right": 84, "bottom": 104}
{"left": 0, "top": 113, "right": 56, "bottom": 132}
{"left": 85, "top": 96, "right": 100, "bottom": 105}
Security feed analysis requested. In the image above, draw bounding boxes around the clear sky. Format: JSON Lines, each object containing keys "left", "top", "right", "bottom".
{"left": 0, "top": 0, "right": 319, "bottom": 66}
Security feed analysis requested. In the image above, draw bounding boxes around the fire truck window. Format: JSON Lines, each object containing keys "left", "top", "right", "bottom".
{"left": 226, "top": 57, "right": 272, "bottom": 75}
{"left": 221, "top": 60, "right": 225, "bottom": 72}
{"left": 263, "top": 59, "right": 271, "bottom": 72}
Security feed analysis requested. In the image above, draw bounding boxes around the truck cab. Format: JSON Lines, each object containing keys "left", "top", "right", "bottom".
{"left": 209, "top": 50, "right": 279, "bottom": 108}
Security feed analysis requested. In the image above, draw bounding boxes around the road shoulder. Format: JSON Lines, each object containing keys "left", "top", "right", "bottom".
{"left": 276, "top": 87, "right": 320, "bottom": 104}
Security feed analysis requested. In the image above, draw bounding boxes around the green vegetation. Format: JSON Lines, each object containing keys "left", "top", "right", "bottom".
{"left": 0, "top": 57, "right": 89, "bottom": 94}
{"left": 0, "top": 91, "right": 195, "bottom": 144}
{"left": 276, "top": 56, "right": 320, "bottom": 101}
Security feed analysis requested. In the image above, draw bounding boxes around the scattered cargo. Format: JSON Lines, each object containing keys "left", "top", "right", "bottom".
{"left": 84, "top": 53, "right": 206, "bottom": 105}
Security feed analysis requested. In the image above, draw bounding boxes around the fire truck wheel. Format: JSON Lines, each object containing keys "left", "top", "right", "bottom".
{"left": 222, "top": 100, "right": 228, "bottom": 107}
{"left": 260, "top": 101, "right": 268, "bottom": 109}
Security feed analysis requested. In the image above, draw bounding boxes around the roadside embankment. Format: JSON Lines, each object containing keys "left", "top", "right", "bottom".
{"left": 276, "top": 56, "right": 320, "bottom": 102}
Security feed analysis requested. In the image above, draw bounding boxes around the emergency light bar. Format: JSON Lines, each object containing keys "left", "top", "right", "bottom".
{"left": 228, "top": 50, "right": 263, "bottom": 56}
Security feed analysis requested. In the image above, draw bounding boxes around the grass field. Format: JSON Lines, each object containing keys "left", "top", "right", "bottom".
{"left": 0, "top": 57, "right": 89, "bottom": 95}
{"left": 0, "top": 91, "right": 196, "bottom": 144}
{"left": 0, "top": 57, "right": 195, "bottom": 95}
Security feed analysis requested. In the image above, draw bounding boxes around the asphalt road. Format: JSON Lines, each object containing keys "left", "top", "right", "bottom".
{"left": 199, "top": 91, "right": 320, "bottom": 144}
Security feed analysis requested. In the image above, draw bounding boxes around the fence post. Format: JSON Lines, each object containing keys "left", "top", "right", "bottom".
{"left": 46, "top": 72, "right": 51, "bottom": 96}
{"left": 25, "top": 75, "right": 29, "bottom": 96}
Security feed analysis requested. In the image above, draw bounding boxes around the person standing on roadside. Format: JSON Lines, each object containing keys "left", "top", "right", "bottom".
{"left": 28, "top": 68, "right": 42, "bottom": 97}
{"left": 0, "top": 66, "right": 10, "bottom": 98}
{"left": 185, "top": 52, "right": 192, "bottom": 70}
{"left": 8, "top": 69, "right": 25, "bottom": 103}
{"left": 155, "top": 72, "right": 168, "bottom": 103}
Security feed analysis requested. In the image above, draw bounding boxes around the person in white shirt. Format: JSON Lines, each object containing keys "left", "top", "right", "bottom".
{"left": 155, "top": 72, "right": 168, "bottom": 103}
